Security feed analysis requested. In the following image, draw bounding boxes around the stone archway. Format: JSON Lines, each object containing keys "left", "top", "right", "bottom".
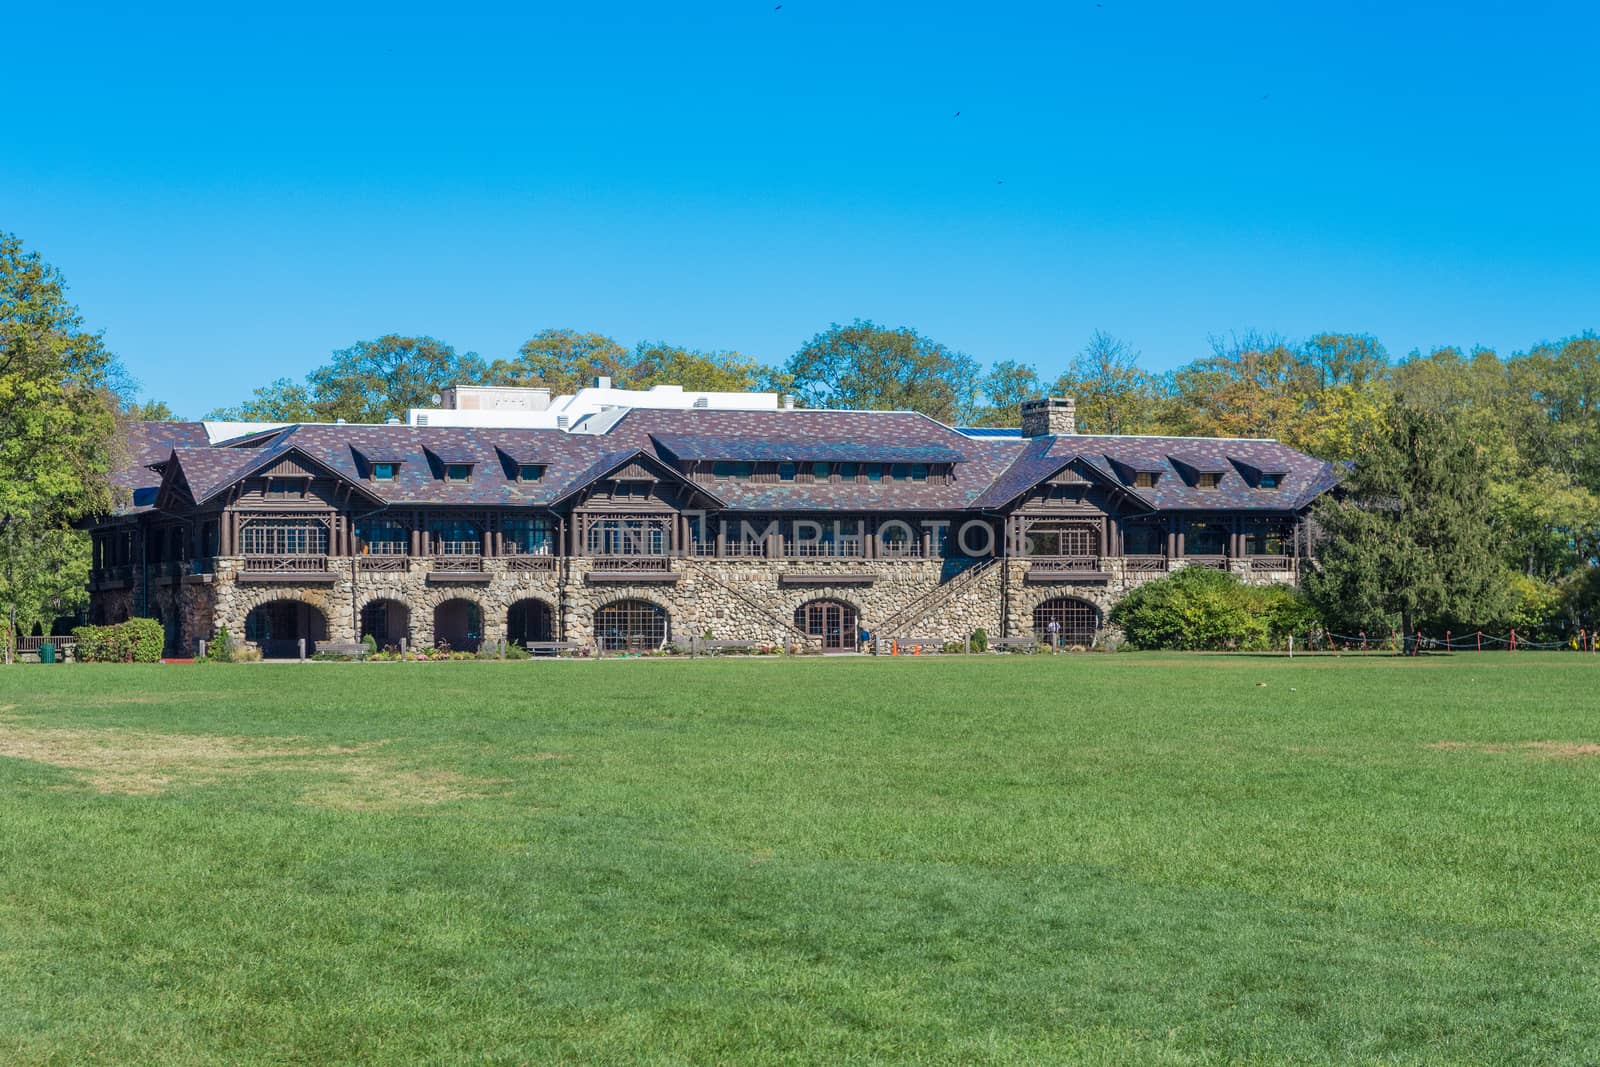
{"left": 245, "top": 599, "right": 330, "bottom": 658}
{"left": 432, "top": 598, "right": 483, "bottom": 652}
{"left": 359, "top": 597, "right": 411, "bottom": 650}
{"left": 1032, "top": 597, "right": 1100, "bottom": 649}
{"left": 793, "top": 598, "right": 860, "bottom": 652}
{"left": 507, "top": 598, "right": 555, "bottom": 647}
{"left": 594, "top": 598, "right": 670, "bottom": 652}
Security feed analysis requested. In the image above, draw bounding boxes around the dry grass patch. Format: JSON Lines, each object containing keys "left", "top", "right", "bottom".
{"left": 0, "top": 715, "right": 502, "bottom": 806}
{"left": 1428, "top": 740, "right": 1600, "bottom": 759}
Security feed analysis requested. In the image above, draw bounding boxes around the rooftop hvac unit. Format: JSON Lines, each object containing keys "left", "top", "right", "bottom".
{"left": 415, "top": 414, "right": 429, "bottom": 426}
{"left": 556, "top": 415, "right": 569, "bottom": 428}
{"left": 693, "top": 397, "right": 709, "bottom": 408}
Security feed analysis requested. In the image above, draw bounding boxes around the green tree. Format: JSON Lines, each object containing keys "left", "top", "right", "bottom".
{"left": 307, "top": 335, "right": 486, "bottom": 423}
{"left": 121, "top": 397, "right": 178, "bottom": 421}
{"left": 1306, "top": 403, "right": 1509, "bottom": 637}
{"left": 210, "top": 336, "right": 486, "bottom": 423}
{"left": 485, "top": 329, "right": 632, "bottom": 394}
{"left": 1051, "top": 331, "right": 1162, "bottom": 435}
{"left": 969, "top": 360, "right": 1043, "bottom": 427}
{"left": 207, "top": 376, "right": 318, "bottom": 422}
{"left": 628, "top": 341, "right": 774, "bottom": 393}
{"left": 786, "top": 320, "right": 980, "bottom": 422}
{"left": 0, "top": 232, "right": 118, "bottom": 661}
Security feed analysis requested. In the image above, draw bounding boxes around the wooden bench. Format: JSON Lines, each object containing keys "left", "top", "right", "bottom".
{"left": 525, "top": 641, "right": 586, "bottom": 657}
{"left": 316, "top": 641, "right": 370, "bottom": 659}
{"left": 988, "top": 636, "right": 1039, "bottom": 653}
{"left": 689, "top": 638, "right": 765, "bottom": 656}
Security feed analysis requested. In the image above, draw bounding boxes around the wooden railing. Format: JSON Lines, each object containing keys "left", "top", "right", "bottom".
{"left": 243, "top": 554, "right": 329, "bottom": 574}
{"left": 432, "top": 554, "right": 484, "bottom": 572}
{"left": 361, "top": 541, "right": 408, "bottom": 556}
{"left": 1025, "top": 554, "right": 1103, "bottom": 571}
{"left": 1124, "top": 556, "right": 1169, "bottom": 574}
{"left": 785, "top": 540, "right": 866, "bottom": 558}
{"left": 437, "top": 540, "right": 481, "bottom": 556}
{"left": 1249, "top": 555, "right": 1296, "bottom": 572}
{"left": 359, "top": 555, "right": 409, "bottom": 572}
{"left": 507, "top": 554, "right": 558, "bottom": 572}
{"left": 1183, "top": 555, "right": 1229, "bottom": 570}
{"left": 587, "top": 556, "right": 675, "bottom": 572}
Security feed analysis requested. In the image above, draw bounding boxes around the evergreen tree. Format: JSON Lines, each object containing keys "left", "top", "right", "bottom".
{"left": 1306, "top": 403, "right": 1508, "bottom": 637}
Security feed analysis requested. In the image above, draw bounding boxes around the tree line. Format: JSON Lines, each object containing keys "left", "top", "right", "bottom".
{"left": 3, "top": 228, "right": 1598, "bottom": 650}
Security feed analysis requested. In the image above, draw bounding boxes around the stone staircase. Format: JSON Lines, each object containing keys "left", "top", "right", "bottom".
{"left": 680, "top": 558, "right": 820, "bottom": 649}
{"left": 872, "top": 556, "right": 999, "bottom": 652}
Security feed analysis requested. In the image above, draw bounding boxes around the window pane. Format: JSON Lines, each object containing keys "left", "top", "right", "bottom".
{"left": 778, "top": 463, "right": 797, "bottom": 482}
{"left": 373, "top": 463, "right": 395, "bottom": 480}
{"left": 811, "top": 462, "right": 832, "bottom": 481}
{"left": 445, "top": 464, "right": 472, "bottom": 480}
{"left": 837, "top": 463, "right": 857, "bottom": 480}
{"left": 519, "top": 464, "right": 543, "bottom": 481}
{"left": 865, "top": 464, "right": 883, "bottom": 482}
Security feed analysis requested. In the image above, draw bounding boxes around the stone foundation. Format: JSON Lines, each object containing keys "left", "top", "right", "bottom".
{"left": 94, "top": 554, "right": 1304, "bottom": 654}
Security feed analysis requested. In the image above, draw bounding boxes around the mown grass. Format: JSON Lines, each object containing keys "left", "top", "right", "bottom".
{"left": 2, "top": 654, "right": 1598, "bottom": 1064}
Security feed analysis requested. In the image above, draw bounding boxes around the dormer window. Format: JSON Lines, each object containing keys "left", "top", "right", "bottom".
{"left": 372, "top": 462, "right": 397, "bottom": 481}
{"left": 1133, "top": 471, "right": 1159, "bottom": 489}
{"left": 1197, "top": 472, "right": 1222, "bottom": 490}
{"left": 778, "top": 462, "right": 797, "bottom": 482}
{"left": 1258, "top": 473, "right": 1281, "bottom": 489}
{"left": 811, "top": 461, "right": 833, "bottom": 482}
{"left": 838, "top": 462, "right": 858, "bottom": 480}
{"left": 445, "top": 464, "right": 473, "bottom": 481}
{"left": 518, "top": 464, "right": 544, "bottom": 482}
{"left": 712, "top": 461, "right": 754, "bottom": 480}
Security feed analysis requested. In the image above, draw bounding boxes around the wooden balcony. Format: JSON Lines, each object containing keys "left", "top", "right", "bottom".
{"left": 239, "top": 555, "right": 335, "bottom": 583}
{"left": 585, "top": 555, "right": 681, "bottom": 583}
{"left": 428, "top": 551, "right": 490, "bottom": 583}
{"left": 1024, "top": 555, "right": 1110, "bottom": 582}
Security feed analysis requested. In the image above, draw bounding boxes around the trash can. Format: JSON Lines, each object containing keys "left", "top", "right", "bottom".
{"left": 39, "top": 641, "right": 56, "bottom": 664}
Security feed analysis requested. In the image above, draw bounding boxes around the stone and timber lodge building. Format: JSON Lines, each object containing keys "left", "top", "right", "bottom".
{"left": 89, "top": 385, "right": 1337, "bottom": 655}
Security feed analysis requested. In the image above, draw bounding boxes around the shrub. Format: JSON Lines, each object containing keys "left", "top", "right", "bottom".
{"left": 503, "top": 642, "right": 530, "bottom": 660}
{"left": 1110, "top": 567, "right": 1318, "bottom": 651}
{"left": 970, "top": 627, "right": 988, "bottom": 652}
{"left": 73, "top": 617, "right": 165, "bottom": 663}
{"left": 361, "top": 633, "right": 378, "bottom": 657}
{"left": 207, "top": 625, "right": 237, "bottom": 663}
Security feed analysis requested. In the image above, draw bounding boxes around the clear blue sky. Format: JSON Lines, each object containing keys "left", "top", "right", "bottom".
{"left": 6, "top": 0, "right": 1597, "bottom": 418}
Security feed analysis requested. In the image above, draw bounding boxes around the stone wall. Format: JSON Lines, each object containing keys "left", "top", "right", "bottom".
{"left": 178, "top": 553, "right": 1304, "bottom": 652}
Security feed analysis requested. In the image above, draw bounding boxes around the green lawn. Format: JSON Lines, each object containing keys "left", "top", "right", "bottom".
{"left": 2, "top": 654, "right": 1598, "bottom": 1064}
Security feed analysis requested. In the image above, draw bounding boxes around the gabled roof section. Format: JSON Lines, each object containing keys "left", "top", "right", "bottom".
{"left": 970, "top": 440, "right": 1151, "bottom": 512}
{"left": 162, "top": 447, "right": 264, "bottom": 505}
{"left": 548, "top": 447, "right": 728, "bottom": 509}
{"left": 110, "top": 421, "right": 211, "bottom": 514}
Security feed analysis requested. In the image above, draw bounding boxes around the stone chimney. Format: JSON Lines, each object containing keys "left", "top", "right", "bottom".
{"left": 1020, "top": 396, "right": 1076, "bottom": 437}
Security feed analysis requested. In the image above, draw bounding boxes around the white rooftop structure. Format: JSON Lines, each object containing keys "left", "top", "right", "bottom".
{"left": 406, "top": 381, "right": 787, "bottom": 432}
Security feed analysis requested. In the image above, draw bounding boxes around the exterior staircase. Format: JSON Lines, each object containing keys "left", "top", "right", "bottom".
{"left": 872, "top": 556, "right": 999, "bottom": 652}
{"left": 681, "top": 557, "right": 820, "bottom": 649}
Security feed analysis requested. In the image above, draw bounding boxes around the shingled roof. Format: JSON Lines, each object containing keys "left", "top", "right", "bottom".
{"left": 110, "top": 409, "right": 1337, "bottom": 516}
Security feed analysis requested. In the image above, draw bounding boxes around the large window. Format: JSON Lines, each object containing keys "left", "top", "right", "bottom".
{"left": 595, "top": 599, "right": 670, "bottom": 652}
{"left": 429, "top": 517, "right": 482, "bottom": 556}
{"left": 1024, "top": 522, "right": 1096, "bottom": 557}
{"left": 240, "top": 518, "right": 328, "bottom": 556}
{"left": 356, "top": 517, "right": 407, "bottom": 554}
{"left": 1185, "top": 521, "right": 1227, "bottom": 556}
{"left": 586, "top": 516, "right": 667, "bottom": 556}
{"left": 1123, "top": 522, "right": 1165, "bottom": 556}
{"left": 503, "top": 516, "right": 555, "bottom": 555}
{"left": 1243, "top": 522, "right": 1290, "bottom": 555}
